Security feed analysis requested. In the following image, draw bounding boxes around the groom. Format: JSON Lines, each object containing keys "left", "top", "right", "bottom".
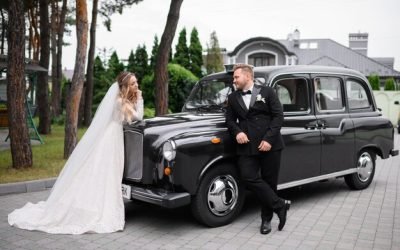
{"left": 225, "top": 64, "right": 290, "bottom": 234}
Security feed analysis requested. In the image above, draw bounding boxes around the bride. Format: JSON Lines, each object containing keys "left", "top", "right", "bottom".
{"left": 8, "top": 71, "right": 143, "bottom": 234}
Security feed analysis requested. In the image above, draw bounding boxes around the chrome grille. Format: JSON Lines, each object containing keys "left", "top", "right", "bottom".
{"left": 123, "top": 130, "right": 143, "bottom": 181}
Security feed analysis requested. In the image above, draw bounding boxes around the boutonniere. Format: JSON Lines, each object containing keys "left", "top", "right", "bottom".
{"left": 256, "top": 94, "right": 266, "bottom": 103}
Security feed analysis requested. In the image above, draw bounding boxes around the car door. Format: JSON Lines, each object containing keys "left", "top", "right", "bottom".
{"left": 272, "top": 74, "right": 321, "bottom": 185}
{"left": 312, "top": 75, "right": 355, "bottom": 175}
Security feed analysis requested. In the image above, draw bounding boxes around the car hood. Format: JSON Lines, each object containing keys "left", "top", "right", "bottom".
{"left": 123, "top": 112, "right": 227, "bottom": 148}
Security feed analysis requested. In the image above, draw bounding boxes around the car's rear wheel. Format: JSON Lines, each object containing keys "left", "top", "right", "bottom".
{"left": 191, "top": 164, "right": 245, "bottom": 227}
{"left": 345, "top": 150, "right": 375, "bottom": 190}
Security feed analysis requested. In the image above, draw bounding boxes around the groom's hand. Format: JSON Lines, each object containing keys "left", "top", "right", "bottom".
{"left": 258, "top": 140, "right": 272, "bottom": 151}
{"left": 236, "top": 132, "right": 250, "bottom": 144}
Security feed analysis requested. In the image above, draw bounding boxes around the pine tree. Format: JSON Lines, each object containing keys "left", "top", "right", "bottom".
{"left": 189, "top": 27, "right": 203, "bottom": 78}
{"left": 134, "top": 44, "right": 149, "bottom": 82}
{"left": 126, "top": 50, "right": 135, "bottom": 73}
{"left": 92, "top": 56, "right": 111, "bottom": 112}
{"left": 206, "top": 31, "right": 224, "bottom": 74}
{"left": 149, "top": 35, "right": 159, "bottom": 71}
{"left": 174, "top": 27, "right": 190, "bottom": 69}
{"left": 107, "top": 51, "right": 125, "bottom": 79}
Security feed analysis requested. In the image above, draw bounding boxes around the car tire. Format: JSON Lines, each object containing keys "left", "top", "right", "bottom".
{"left": 345, "top": 150, "right": 376, "bottom": 190}
{"left": 191, "top": 164, "right": 245, "bottom": 227}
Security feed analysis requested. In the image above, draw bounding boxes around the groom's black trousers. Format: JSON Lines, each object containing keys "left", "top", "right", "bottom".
{"left": 238, "top": 150, "right": 284, "bottom": 221}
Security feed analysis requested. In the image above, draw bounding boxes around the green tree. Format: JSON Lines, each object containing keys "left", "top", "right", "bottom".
{"left": 99, "top": 0, "right": 143, "bottom": 31}
{"left": 149, "top": 35, "right": 159, "bottom": 71}
{"left": 368, "top": 74, "right": 380, "bottom": 90}
{"left": 189, "top": 27, "right": 203, "bottom": 78}
{"left": 174, "top": 27, "right": 190, "bottom": 69}
{"left": 206, "top": 31, "right": 224, "bottom": 74}
{"left": 133, "top": 44, "right": 149, "bottom": 82}
{"left": 64, "top": 0, "right": 88, "bottom": 158}
{"left": 92, "top": 56, "right": 112, "bottom": 112}
{"left": 126, "top": 49, "right": 135, "bottom": 73}
{"left": 142, "top": 63, "right": 198, "bottom": 112}
{"left": 384, "top": 78, "right": 396, "bottom": 91}
{"left": 155, "top": 0, "right": 184, "bottom": 115}
{"left": 7, "top": 0, "right": 33, "bottom": 168}
{"left": 37, "top": 0, "right": 51, "bottom": 134}
{"left": 107, "top": 51, "right": 125, "bottom": 79}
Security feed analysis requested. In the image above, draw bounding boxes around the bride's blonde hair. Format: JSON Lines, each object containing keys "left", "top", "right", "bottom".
{"left": 117, "top": 71, "right": 139, "bottom": 122}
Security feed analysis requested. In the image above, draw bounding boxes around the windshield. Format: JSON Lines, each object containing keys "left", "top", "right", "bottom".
{"left": 183, "top": 79, "right": 234, "bottom": 112}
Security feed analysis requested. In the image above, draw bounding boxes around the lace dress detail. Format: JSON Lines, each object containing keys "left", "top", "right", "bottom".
{"left": 8, "top": 83, "right": 144, "bottom": 234}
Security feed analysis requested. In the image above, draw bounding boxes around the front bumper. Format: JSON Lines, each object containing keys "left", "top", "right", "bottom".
{"left": 390, "top": 149, "right": 399, "bottom": 157}
{"left": 127, "top": 186, "right": 191, "bottom": 208}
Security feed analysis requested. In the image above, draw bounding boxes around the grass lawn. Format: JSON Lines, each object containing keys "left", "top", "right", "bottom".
{"left": 0, "top": 125, "right": 87, "bottom": 184}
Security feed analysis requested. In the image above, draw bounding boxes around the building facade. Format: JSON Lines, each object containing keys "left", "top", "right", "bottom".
{"left": 225, "top": 30, "right": 400, "bottom": 81}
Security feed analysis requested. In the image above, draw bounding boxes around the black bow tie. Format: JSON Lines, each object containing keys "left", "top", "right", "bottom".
{"left": 241, "top": 90, "right": 252, "bottom": 95}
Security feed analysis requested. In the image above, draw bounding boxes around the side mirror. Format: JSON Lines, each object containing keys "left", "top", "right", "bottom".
{"left": 394, "top": 101, "right": 399, "bottom": 105}
{"left": 377, "top": 108, "right": 382, "bottom": 112}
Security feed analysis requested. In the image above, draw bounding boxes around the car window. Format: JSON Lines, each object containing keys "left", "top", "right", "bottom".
{"left": 185, "top": 80, "right": 233, "bottom": 109}
{"left": 346, "top": 79, "right": 371, "bottom": 109}
{"left": 274, "top": 78, "right": 309, "bottom": 113}
{"left": 314, "top": 77, "right": 344, "bottom": 111}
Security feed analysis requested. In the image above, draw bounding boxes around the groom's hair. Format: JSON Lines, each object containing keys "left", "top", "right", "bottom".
{"left": 233, "top": 63, "right": 254, "bottom": 80}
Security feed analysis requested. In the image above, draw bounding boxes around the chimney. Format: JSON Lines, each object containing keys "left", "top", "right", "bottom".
{"left": 349, "top": 32, "right": 368, "bottom": 56}
{"left": 293, "top": 29, "right": 300, "bottom": 47}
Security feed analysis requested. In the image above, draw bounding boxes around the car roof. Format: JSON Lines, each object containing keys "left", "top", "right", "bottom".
{"left": 201, "top": 65, "right": 368, "bottom": 83}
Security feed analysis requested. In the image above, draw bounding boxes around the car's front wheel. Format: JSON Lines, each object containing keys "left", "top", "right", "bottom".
{"left": 345, "top": 150, "right": 376, "bottom": 190}
{"left": 191, "top": 164, "right": 245, "bottom": 227}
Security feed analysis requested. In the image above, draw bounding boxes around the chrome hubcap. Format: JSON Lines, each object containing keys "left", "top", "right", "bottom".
{"left": 357, "top": 152, "right": 373, "bottom": 182}
{"left": 207, "top": 175, "right": 238, "bottom": 216}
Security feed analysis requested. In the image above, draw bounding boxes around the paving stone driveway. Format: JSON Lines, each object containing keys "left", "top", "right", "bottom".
{"left": 1, "top": 136, "right": 399, "bottom": 250}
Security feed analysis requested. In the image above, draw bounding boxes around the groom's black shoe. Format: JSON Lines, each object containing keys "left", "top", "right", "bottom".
{"left": 260, "top": 219, "right": 272, "bottom": 235}
{"left": 276, "top": 200, "right": 291, "bottom": 231}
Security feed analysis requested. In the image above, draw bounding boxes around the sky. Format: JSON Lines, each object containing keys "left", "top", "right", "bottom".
{"left": 62, "top": 0, "right": 400, "bottom": 71}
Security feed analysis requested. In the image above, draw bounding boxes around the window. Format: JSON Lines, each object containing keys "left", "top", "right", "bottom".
{"left": 185, "top": 80, "right": 232, "bottom": 108}
{"left": 300, "top": 42, "right": 318, "bottom": 49}
{"left": 314, "top": 77, "right": 344, "bottom": 111}
{"left": 248, "top": 53, "right": 275, "bottom": 66}
{"left": 275, "top": 78, "right": 309, "bottom": 113}
{"left": 346, "top": 79, "right": 371, "bottom": 109}
{"left": 309, "top": 42, "right": 318, "bottom": 49}
{"left": 300, "top": 43, "right": 308, "bottom": 49}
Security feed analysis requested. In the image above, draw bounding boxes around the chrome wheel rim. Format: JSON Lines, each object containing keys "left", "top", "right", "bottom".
{"left": 207, "top": 175, "right": 238, "bottom": 216}
{"left": 357, "top": 152, "right": 373, "bottom": 182}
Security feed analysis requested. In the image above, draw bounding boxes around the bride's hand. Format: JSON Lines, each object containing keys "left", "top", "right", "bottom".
{"left": 137, "top": 90, "right": 142, "bottom": 99}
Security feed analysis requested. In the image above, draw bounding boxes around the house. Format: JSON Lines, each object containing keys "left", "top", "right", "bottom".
{"left": 225, "top": 30, "right": 400, "bottom": 82}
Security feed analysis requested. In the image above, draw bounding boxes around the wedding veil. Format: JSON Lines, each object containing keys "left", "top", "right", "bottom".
{"left": 47, "top": 82, "right": 121, "bottom": 202}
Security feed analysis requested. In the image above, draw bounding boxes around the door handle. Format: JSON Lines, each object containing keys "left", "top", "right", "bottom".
{"left": 316, "top": 121, "right": 326, "bottom": 129}
{"left": 305, "top": 121, "right": 326, "bottom": 130}
{"left": 305, "top": 122, "right": 318, "bottom": 130}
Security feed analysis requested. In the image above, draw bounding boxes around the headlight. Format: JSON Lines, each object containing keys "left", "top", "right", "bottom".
{"left": 162, "top": 140, "right": 176, "bottom": 161}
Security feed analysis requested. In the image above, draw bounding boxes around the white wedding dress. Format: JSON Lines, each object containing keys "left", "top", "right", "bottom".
{"left": 8, "top": 83, "right": 143, "bottom": 234}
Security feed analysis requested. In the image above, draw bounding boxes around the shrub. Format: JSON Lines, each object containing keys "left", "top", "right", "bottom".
{"left": 141, "top": 63, "right": 198, "bottom": 113}
{"left": 368, "top": 74, "right": 380, "bottom": 90}
{"left": 144, "top": 107, "right": 155, "bottom": 118}
{"left": 384, "top": 78, "right": 396, "bottom": 91}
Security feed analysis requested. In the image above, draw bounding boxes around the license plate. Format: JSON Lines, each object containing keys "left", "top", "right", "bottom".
{"left": 121, "top": 184, "right": 131, "bottom": 200}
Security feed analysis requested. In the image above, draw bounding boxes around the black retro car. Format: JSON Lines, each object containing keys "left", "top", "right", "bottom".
{"left": 122, "top": 65, "right": 398, "bottom": 227}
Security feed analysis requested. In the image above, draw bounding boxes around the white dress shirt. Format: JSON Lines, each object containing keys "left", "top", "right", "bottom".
{"left": 241, "top": 85, "right": 254, "bottom": 109}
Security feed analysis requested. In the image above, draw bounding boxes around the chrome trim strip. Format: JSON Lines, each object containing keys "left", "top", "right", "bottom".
{"left": 277, "top": 168, "right": 357, "bottom": 190}
{"left": 199, "top": 155, "right": 224, "bottom": 181}
{"left": 269, "top": 71, "right": 366, "bottom": 85}
{"left": 179, "top": 128, "right": 228, "bottom": 137}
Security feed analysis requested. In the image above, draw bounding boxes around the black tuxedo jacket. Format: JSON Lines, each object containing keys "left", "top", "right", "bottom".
{"left": 225, "top": 84, "right": 285, "bottom": 155}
